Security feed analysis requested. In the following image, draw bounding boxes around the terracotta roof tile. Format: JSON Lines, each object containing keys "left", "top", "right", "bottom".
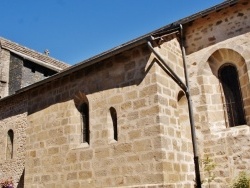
{"left": 0, "top": 37, "right": 70, "bottom": 71}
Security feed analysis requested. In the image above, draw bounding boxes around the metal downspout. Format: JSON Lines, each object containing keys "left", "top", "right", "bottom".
{"left": 147, "top": 40, "right": 187, "bottom": 92}
{"left": 147, "top": 25, "right": 201, "bottom": 187}
{"left": 179, "top": 24, "right": 201, "bottom": 188}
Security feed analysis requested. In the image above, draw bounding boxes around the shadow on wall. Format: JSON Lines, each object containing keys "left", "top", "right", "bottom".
{"left": 17, "top": 169, "right": 24, "bottom": 188}
{"left": 27, "top": 44, "right": 151, "bottom": 116}
{"left": 0, "top": 93, "right": 27, "bottom": 121}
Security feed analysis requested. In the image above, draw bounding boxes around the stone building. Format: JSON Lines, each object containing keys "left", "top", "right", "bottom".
{"left": 0, "top": 0, "right": 250, "bottom": 187}
{"left": 0, "top": 37, "right": 70, "bottom": 98}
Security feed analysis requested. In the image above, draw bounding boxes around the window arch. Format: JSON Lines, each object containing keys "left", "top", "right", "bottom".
{"left": 109, "top": 107, "right": 118, "bottom": 141}
{"left": 80, "top": 103, "right": 90, "bottom": 144}
{"left": 177, "top": 90, "right": 185, "bottom": 102}
{"left": 218, "top": 64, "right": 246, "bottom": 127}
{"left": 74, "top": 91, "right": 90, "bottom": 145}
{"left": 6, "top": 129, "right": 14, "bottom": 159}
{"left": 206, "top": 48, "right": 250, "bottom": 128}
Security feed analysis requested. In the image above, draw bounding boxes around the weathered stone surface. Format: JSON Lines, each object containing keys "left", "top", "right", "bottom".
{"left": 0, "top": 1, "right": 250, "bottom": 188}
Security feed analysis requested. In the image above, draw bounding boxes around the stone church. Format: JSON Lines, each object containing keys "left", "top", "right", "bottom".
{"left": 0, "top": 0, "right": 250, "bottom": 187}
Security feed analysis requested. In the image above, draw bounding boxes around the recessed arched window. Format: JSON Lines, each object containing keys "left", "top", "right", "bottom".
{"left": 177, "top": 90, "right": 185, "bottom": 102}
{"left": 80, "top": 103, "right": 89, "bottom": 144}
{"left": 6, "top": 129, "right": 14, "bottom": 159}
{"left": 219, "top": 64, "right": 246, "bottom": 127}
{"left": 110, "top": 107, "right": 118, "bottom": 141}
{"left": 73, "top": 91, "right": 90, "bottom": 145}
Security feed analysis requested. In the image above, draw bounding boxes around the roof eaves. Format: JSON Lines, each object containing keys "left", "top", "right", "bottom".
{"left": 146, "top": 0, "right": 238, "bottom": 36}
{"left": 6, "top": 48, "right": 63, "bottom": 72}
{"left": 0, "top": 37, "right": 70, "bottom": 70}
{"left": 1, "top": 0, "right": 239, "bottom": 100}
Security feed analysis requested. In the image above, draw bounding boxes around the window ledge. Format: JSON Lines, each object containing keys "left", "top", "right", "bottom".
{"left": 73, "top": 142, "right": 89, "bottom": 150}
{"left": 213, "top": 124, "right": 250, "bottom": 136}
{"left": 227, "top": 124, "right": 249, "bottom": 130}
{"left": 109, "top": 139, "right": 118, "bottom": 144}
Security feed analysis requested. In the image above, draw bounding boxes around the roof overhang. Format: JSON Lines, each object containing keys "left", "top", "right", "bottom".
{"left": 1, "top": 0, "right": 239, "bottom": 100}
{"left": 4, "top": 48, "right": 63, "bottom": 72}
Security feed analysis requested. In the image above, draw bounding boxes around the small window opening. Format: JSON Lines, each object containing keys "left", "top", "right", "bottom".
{"left": 177, "top": 90, "right": 185, "bottom": 102}
{"left": 80, "top": 103, "right": 89, "bottom": 144}
{"left": 110, "top": 107, "right": 118, "bottom": 141}
{"left": 31, "top": 67, "right": 35, "bottom": 73}
{"left": 6, "top": 129, "right": 14, "bottom": 159}
{"left": 219, "top": 64, "right": 246, "bottom": 127}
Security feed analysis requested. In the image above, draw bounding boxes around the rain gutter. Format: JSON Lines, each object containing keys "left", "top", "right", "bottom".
{"left": 0, "top": 0, "right": 239, "bottom": 186}
{"left": 0, "top": 0, "right": 237, "bottom": 100}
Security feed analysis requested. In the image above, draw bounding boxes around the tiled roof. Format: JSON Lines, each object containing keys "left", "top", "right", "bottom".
{"left": 0, "top": 37, "right": 70, "bottom": 71}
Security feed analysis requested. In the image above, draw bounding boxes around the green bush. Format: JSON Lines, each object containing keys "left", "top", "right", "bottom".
{"left": 201, "top": 156, "right": 216, "bottom": 186}
{"left": 231, "top": 172, "right": 250, "bottom": 188}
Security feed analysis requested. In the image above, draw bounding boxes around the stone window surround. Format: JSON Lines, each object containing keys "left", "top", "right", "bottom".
{"left": 207, "top": 48, "right": 250, "bottom": 128}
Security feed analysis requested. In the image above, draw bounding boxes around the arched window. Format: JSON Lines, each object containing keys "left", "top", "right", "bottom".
{"left": 177, "top": 91, "right": 185, "bottom": 102}
{"left": 80, "top": 103, "right": 89, "bottom": 144}
{"left": 219, "top": 64, "right": 246, "bottom": 127}
{"left": 109, "top": 107, "right": 118, "bottom": 141}
{"left": 6, "top": 129, "right": 14, "bottom": 159}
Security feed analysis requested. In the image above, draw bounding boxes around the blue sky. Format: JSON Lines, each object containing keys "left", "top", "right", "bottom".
{"left": 0, "top": 0, "right": 223, "bottom": 65}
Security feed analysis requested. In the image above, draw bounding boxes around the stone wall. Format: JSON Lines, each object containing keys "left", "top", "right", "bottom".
{"left": 22, "top": 42, "right": 194, "bottom": 188}
{"left": 24, "top": 44, "right": 159, "bottom": 188}
{"left": 0, "top": 48, "right": 10, "bottom": 98}
{"left": 185, "top": 0, "right": 250, "bottom": 55}
{"left": 8, "top": 52, "right": 58, "bottom": 95}
{"left": 186, "top": 33, "right": 250, "bottom": 187}
{"left": 0, "top": 93, "right": 28, "bottom": 188}
{"left": 9, "top": 53, "right": 23, "bottom": 95}
{"left": 185, "top": 0, "right": 250, "bottom": 186}
{"left": 21, "top": 59, "right": 57, "bottom": 88}
{"left": 152, "top": 37, "right": 194, "bottom": 186}
{"left": 1, "top": 0, "right": 250, "bottom": 187}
